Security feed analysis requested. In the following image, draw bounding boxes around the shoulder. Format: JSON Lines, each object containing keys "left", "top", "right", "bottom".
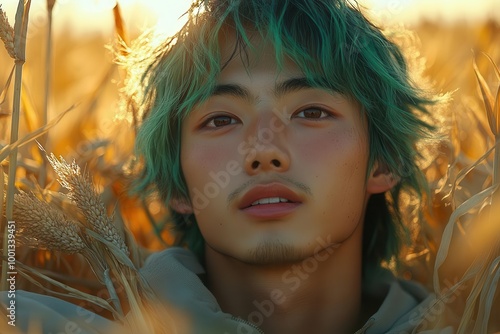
{"left": 359, "top": 269, "right": 457, "bottom": 334}
{"left": 1, "top": 290, "right": 124, "bottom": 334}
{"left": 139, "top": 247, "right": 262, "bottom": 333}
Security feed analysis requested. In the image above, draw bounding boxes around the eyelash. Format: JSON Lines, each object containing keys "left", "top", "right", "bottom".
{"left": 201, "top": 106, "right": 333, "bottom": 129}
{"left": 292, "top": 107, "right": 333, "bottom": 120}
{"left": 201, "top": 114, "right": 240, "bottom": 129}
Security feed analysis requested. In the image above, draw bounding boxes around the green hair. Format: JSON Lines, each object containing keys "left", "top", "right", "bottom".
{"left": 133, "top": 0, "right": 435, "bottom": 273}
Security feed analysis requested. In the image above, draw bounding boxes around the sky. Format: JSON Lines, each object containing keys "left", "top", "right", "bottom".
{"left": 363, "top": 0, "right": 499, "bottom": 24}
{"left": 1, "top": 0, "right": 499, "bottom": 38}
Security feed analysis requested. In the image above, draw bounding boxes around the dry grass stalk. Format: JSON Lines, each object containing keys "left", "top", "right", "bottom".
{"left": 433, "top": 52, "right": 500, "bottom": 333}
{"left": 0, "top": 64, "right": 15, "bottom": 111}
{"left": 4, "top": 2, "right": 31, "bottom": 281}
{"left": 4, "top": 0, "right": 31, "bottom": 218}
{"left": 0, "top": 5, "right": 16, "bottom": 59}
{"left": 46, "top": 153, "right": 129, "bottom": 255}
{"left": 13, "top": 191, "right": 86, "bottom": 254}
{"left": 0, "top": 105, "right": 75, "bottom": 162}
{"left": 473, "top": 53, "right": 500, "bottom": 184}
{"left": 462, "top": 52, "right": 500, "bottom": 333}
{"left": 39, "top": 0, "right": 56, "bottom": 188}
{"left": 46, "top": 0, "right": 56, "bottom": 11}
{"left": 113, "top": 3, "right": 129, "bottom": 51}
{"left": 13, "top": 260, "right": 119, "bottom": 317}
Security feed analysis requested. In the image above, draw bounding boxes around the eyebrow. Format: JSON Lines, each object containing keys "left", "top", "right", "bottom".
{"left": 274, "top": 77, "right": 314, "bottom": 97}
{"left": 211, "top": 77, "right": 314, "bottom": 101}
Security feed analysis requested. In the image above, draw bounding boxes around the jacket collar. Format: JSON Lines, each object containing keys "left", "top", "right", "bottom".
{"left": 141, "top": 247, "right": 439, "bottom": 334}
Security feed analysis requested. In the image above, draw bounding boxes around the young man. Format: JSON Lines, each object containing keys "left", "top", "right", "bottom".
{"left": 134, "top": 0, "right": 450, "bottom": 333}
{"left": 2, "top": 0, "right": 451, "bottom": 333}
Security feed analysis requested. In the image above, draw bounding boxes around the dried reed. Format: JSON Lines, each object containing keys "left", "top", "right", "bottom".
{"left": 38, "top": 0, "right": 55, "bottom": 188}
{"left": 466, "top": 52, "right": 500, "bottom": 334}
{"left": 433, "top": 52, "right": 500, "bottom": 333}
{"left": 1, "top": 0, "right": 31, "bottom": 292}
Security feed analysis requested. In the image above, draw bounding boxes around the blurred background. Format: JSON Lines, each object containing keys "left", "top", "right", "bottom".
{"left": 0, "top": 0, "right": 499, "bottom": 330}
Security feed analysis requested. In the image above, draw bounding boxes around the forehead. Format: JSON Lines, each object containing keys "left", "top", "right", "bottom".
{"left": 217, "top": 32, "right": 303, "bottom": 83}
{"left": 209, "top": 30, "right": 363, "bottom": 117}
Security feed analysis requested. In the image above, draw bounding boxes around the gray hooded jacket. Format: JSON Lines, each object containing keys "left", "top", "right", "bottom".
{"left": 1, "top": 247, "right": 454, "bottom": 333}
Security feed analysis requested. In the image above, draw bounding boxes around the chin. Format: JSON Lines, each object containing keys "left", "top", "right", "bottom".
{"left": 242, "top": 239, "right": 308, "bottom": 265}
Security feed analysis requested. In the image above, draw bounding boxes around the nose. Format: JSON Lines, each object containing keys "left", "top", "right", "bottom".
{"left": 244, "top": 141, "right": 290, "bottom": 175}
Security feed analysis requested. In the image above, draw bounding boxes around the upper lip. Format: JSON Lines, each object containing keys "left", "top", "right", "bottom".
{"left": 238, "top": 182, "right": 304, "bottom": 209}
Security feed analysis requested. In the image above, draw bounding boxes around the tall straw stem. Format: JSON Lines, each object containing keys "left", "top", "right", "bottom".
{"left": 39, "top": 0, "right": 55, "bottom": 187}
{"left": 2, "top": 0, "right": 31, "bottom": 290}
{"left": 6, "top": 65, "right": 25, "bottom": 220}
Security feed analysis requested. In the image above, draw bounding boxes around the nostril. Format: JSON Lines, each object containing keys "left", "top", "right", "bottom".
{"left": 271, "top": 159, "right": 281, "bottom": 167}
{"left": 251, "top": 161, "right": 260, "bottom": 169}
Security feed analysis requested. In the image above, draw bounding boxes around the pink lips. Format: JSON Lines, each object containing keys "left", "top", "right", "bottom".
{"left": 238, "top": 183, "right": 303, "bottom": 220}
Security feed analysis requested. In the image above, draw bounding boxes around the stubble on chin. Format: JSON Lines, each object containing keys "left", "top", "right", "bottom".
{"left": 247, "top": 239, "right": 305, "bottom": 265}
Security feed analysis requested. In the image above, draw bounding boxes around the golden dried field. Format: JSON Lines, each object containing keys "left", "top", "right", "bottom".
{"left": 0, "top": 1, "right": 499, "bottom": 332}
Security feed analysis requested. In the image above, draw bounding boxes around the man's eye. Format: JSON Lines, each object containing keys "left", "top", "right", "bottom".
{"left": 204, "top": 115, "right": 239, "bottom": 128}
{"left": 294, "top": 108, "right": 331, "bottom": 119}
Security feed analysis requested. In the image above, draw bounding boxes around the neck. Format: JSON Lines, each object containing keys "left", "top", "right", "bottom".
{"left": 205, "top": 236, "right": 364, "bottom": 334}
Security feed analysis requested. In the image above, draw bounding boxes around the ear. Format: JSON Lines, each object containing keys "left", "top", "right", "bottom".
{"left": 366, "top": 161, "right": 399, "bottom": 194}
{"left": 169, "top": 197, "right": 194, "bottom": 214}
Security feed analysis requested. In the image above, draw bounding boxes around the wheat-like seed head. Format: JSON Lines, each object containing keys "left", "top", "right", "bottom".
{"left": 47, "top": 154, "right": 130, "bottom": 255}
{"left": 13, "top": 191, "right": 86, "bottom": 254}
{"left": 0, "top": 5, "right": 16, "bottom": 59}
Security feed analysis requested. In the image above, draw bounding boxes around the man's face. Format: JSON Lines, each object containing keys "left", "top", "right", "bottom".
{"left": 179, "top": 39, "right": 380, "bottom": 264}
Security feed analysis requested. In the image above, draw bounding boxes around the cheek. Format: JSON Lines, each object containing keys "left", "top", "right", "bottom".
{"left": 181, "top": 139, "right": 235, "bottom": 186}
{"left": 295, "top": 128, "right": 368, "bottom": 229}
{"left": 292, "top": 127, "right": 368, "bottom": 171}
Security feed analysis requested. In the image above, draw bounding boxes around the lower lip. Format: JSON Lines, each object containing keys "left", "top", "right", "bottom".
{"left": 240, "top": 203, "right": 301, "bottom": 220}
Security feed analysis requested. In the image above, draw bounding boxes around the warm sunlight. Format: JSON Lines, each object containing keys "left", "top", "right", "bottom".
{"left": 2, "top": 0, "right": 498, "bottom": 38}
{"left": 128, "top": 0, "right": 499, "bottom": 29}
{"left": 364, "top": 0, "right": 499, "bottom": 24}
{"left": 1, "top": 0, "right": 499, "bottom": 333}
